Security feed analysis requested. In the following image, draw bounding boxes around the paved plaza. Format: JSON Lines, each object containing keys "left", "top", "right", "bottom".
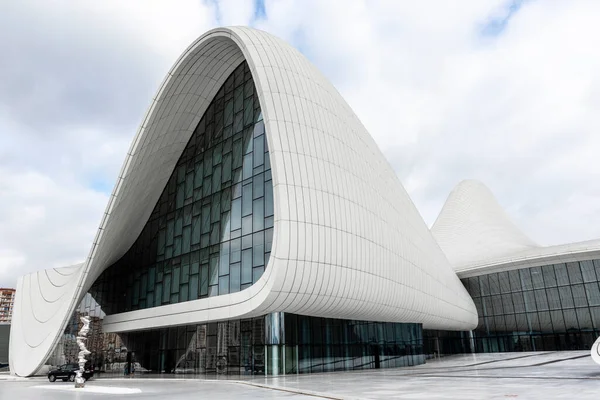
{"left": 1, "top": 352, "right": 599, "bottom": 399}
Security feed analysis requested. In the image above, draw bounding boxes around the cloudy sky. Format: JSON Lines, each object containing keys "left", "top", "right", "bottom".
{"left": 1, "top": 0, "right": 599, "bottom": 288}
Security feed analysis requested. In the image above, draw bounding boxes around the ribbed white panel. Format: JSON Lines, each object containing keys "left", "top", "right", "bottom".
{"left": 10, "top": 27, "right": 477, "bottom": 376}
{"left": 432, "top": 180, "right": 539, "bottom": 269}
{"left": 9, "top": 264, "right": 84, "bottom": 376}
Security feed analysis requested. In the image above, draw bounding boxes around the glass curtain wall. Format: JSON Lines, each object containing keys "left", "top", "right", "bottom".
{"left": 91, "top": 61, "right": 274, "bottom": 315}
{"left": 462, "top": 259, "right": 600, "bottom": 352}
{"left": 107, "top": 314, "right": 424, "bottom": 376}
{"left": 283, "top": 314, "right": 424, "bottom": 374}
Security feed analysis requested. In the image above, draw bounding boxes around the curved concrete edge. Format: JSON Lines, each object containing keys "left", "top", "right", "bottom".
{"left": 591, "top": 336, "right": 600, "bottom": 366}
{"left": 9, "top": 264, "right": 84, "bottom": 377}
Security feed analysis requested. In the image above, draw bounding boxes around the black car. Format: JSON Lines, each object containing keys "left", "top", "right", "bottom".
{"left": 47, "top": 363, "right": 93, "bottom": 382}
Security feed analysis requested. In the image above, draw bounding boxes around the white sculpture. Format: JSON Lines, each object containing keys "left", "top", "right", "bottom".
{"left": 75, "top": 316, "right": 91, "bottom": 388}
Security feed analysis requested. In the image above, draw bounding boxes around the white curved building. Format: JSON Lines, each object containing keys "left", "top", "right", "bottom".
{"left": 9, "top": 27, "right": 477, "bottom": 377}
{"left": 433, "top": 180, "right": 600, "bottom": 353}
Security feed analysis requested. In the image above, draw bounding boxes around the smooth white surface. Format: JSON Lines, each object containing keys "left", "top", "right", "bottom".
{"left": 5, "top": 352, "right": 598, "bottom": 399}
{"left": 10, "top": 27, "right": 477, "bottom": 376}
{"left": 592, "top": 336, "right": 600, "bottom": 366}
{"left": 432, "top": 179, "right": 539, "bottom": 267}
{"left": 251, "top": 351, "right": 600, "bottom": 400}
{"left": 432, "top": 180, "right": 600, "bottom": 278}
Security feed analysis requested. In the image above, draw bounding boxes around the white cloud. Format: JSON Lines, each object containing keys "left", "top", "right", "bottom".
{"left": 0, "top": 167, "right": 108, "bottom": 283}
{"left": 258, "top": 0, "right": 600, "bottom": 245}
{"left": 1, "top": 0, "right": 599, "bottom": 287}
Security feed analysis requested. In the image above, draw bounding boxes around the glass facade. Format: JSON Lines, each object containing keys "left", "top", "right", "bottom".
{"left": 110, "top": 313, "right": 423, "bottom": 375}
{"left": 90, "top": 61, "right": 274, "bottom": 315}
{"left": 47, "top": 301, "right": 425, "bottom": 375}
{"left": 462, "top": 259, "right": 600, "bottom": 352}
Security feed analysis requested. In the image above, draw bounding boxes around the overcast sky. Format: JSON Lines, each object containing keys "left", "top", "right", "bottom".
{"left": 1, "top": 0, "right": 599, "bottom": 288}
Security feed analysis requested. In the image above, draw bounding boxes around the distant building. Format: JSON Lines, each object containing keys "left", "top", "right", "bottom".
{"left": 0, "top": 288, "right": 15, "bottom": 323}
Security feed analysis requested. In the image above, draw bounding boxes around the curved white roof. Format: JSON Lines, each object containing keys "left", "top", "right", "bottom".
{"left": 456, "top": 238, "right": 600, "bottom": 277}
{"left": 432, "top": 180, "right": 600, "bottom": 277}
{"left": 432, "top": 180, "right": 539, "bottom": 267}
{"left": 10, "top": 27, "right": 477, "bottom": 376}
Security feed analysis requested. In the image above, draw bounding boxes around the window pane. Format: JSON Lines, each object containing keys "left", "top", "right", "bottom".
{"left": 567, "top": 262, "right": 583, "bottom": 284}
{"left": 501, "top": 294, "right": 515, "bottom": 314}
{"left": 200, "top": 264, "right": 209, "bottom": 296}
{"left": 520, "top": 269, "right": 533, "bottom": 290}
{"left": 508, "top": 270, "right": 521, "bottom": 292}
{"left": 219, "top": 276, "right": 230, "bottom": 295}
{"left": 253, "top": 198, "right": 265, "bottom": 231}
{"left": 163, "top": 275, "right": 171, "bottom": 303}
{"left": 172, "top": 266, "right": 180, "bottom": 294}
{"left": 242, "top": 249, "right": 252, "bottom": 284}
{"left": 230, "top": 263, "right": 241, "bottom": 293}
{"left": 546, "top": 287, "right": 561, "bottom": 309}
{"left": 558, "top": 286, "right": 574, "bottom": 308}
{"left": 585, "top": 282, "right": 600, "bottom": 306}
{"left": 479, "top": 276, "right": 490, "bottom": 296}
{"left": 468, "top": 277, "right": 481, "bottom": 297}
{"left": 498, "top": 271, "right": 511, "bottom": 293}
{"left": 253, "top": 266, "right": 264, "bottom": 283}
{"left": 534, "top": 289, "right": 549, "bottom": 311}
{"left": 576, "top": 308, "right": 593, "bottom": 329}
{"left": 530, "top": 267, "right": 544, "bottom": 289}
{"left": 242, "top": 215, "right": 253, "bottom": 236}
{"left": 242, "top": 184, "right": 252, "bottom": 216}
{"left": 182, "top": 226, "right": 191, "bottom": 254}
{"left": 219, "top": 242, "right": 230, "bottom": 276}
{"left": 542, "top": 265, "right": 557, "bottom": 287}
{"left": 191, "top": 216, "right": 201, "bottom": 245}
{"left": 571, "top": 284, "right": 587, "bottom": 307}
{"left": 265, "top": 180, "right": 274, "bottom": 217}
{"left": 554, "top": 264, "right": 569, "bottom": 286}
{"left": 581, "top": 260, "right": 597, "bottom": 282}
{"left": 512, "top": 292, "right": 526, "bottom": 313}
{"left": 523, "top": 290, "right": 536, "bottom": 312}
{"left": 190, "top": 275, "right": 199, "bottom": 300}
{"left": 253, "top": 135, "right": 264, "bottom": 167}
{"left": 253, "top": 174, "right": 264, "bottom": 199}
{"left": 243, "top": 152, "right": 253, "bottom": 180}
{"left": 180, "top": 283, "right": 189, "bottom": 302}
{"left": 489, "top": 274, "right": 500, "bottom": 295}
{"left": 209, "top": 255, "right": 219, "bottom": 286}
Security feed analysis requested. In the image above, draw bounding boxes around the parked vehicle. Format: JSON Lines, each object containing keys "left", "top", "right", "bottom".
{"left": 47, "top": 363, "right": 93, "bottom": 382}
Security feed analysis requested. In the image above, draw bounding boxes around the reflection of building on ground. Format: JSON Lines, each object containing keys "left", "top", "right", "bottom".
{"left": 47, "top": 294, "right": 126, "bottom": 371}
{"left": 8, "top": 27, "right": 600, "bottom": 378}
